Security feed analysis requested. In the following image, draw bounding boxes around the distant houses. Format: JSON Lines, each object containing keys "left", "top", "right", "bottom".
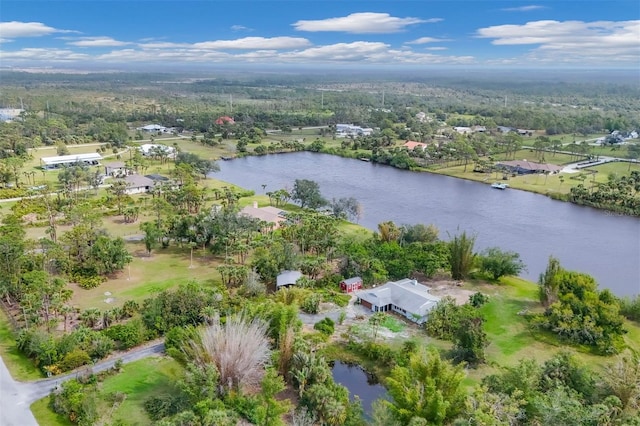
{"left": 139, "top": 143, "right": 176, "bottom": 159}
{"left": 356, "top": 278, "right": 441, "bottom": 324}
{"left": 122, "top": 175, "right": 154, "bottom": 194}
{"left": 215, "top": 116, "right": 235, "bottom": 125}
{"left": 137, "top": 124, "right": 167, "bottom": 133}
{"left": 335, "top": 124, "right": 373, "bottom": 138}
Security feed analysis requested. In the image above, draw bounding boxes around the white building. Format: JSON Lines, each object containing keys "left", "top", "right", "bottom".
{"left": 335, "top": 124, "right": 373, "bottom": 138}
{"left": 139, "top": 143, "right": 176, "bottom": 159}
{"left": 41, "top": 153, "right": 102, "bottom": 170}
{"left": 137, "top": 124, "right": 167, "bottom": 133}
{"left": 0, "top": 108, "right": 24, "bottom": 123}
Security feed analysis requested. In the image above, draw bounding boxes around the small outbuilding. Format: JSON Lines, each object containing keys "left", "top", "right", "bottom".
{"left": 340, "top": 277, "right": 363, "bottom": 293}
{"left": 276, "top": 270, "right": 303, "bottom": 289}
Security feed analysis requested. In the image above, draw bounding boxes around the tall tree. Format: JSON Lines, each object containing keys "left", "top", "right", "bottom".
{"left": 448, "top": 231, "right": 476, "bottom": 280}
{"left": 291, "top": 179, "right": 326, "bottom": 209}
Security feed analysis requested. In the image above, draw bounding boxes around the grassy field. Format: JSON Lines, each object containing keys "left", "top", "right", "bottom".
{"left": 31, "top": 356, "right": 181, "bottom": 426}
{"left": 0, "top": 309, "right": 43, "bottom": 380}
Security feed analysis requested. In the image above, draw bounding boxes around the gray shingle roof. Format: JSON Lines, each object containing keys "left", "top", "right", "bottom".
{"left": 358, "top": 278, "right": 440, "bottom": 317}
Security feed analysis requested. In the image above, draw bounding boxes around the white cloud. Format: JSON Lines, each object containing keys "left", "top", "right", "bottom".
{"left": 231, "top": 25, "right": 252, "bottom": 32}
{"left": 425, "top": 47, "right": 448, "bottom": 51}
{"left": 501, "top": 5, "right": 546, "bottom": 12}
{"left": 406, "top": 37, "right": 451, "bottom": 44}
{"left": 0, "top": 21, "right": 76, "bottom": 38}
{"left": 67, "top": 37, "right": 130, "bottom": 47}
{"left": 477, "top": 19, "right": 640, "bottom": 63}
{"left": 0, "top": 48, "right": 89, "bottom": 62}
{"left": 293, "top": 12, "right": 429, "bottom": 34}
{"left": 193, "top": 36, "right": 311, "bottom": 50}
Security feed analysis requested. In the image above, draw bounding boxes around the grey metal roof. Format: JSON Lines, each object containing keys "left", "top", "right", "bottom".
{"left": 276, "top": 270, "right": 303, "bottom": 287}
{"left": 124, "top": 175, "right": 154, "bottom": 188}
{"left": 342, "top": 277, "right": 363, "bottom": 285}
{"left": 358, "top": 278, "right": 440, "bottom": 317}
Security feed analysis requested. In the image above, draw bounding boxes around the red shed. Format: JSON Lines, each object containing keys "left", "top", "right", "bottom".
{"left": 340, "top": 276, "right": 363, "bottom": 293}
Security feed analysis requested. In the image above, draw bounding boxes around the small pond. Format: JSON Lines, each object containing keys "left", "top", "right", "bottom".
{"left": 331, "top": 361, "right": 389, "bottom": 418}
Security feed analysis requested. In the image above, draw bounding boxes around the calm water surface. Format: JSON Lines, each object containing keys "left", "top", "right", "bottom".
{"left": 331, "top": 361, "right": 388, "bottom": 417}
{"left": 214, "top": 153, "right": 640, "bottom": 297}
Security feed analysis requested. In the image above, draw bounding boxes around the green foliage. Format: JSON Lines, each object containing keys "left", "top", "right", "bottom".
{"left": 386, "top": 348, "right": 467, "bottom": 425}
{"left": 301, "top": 293, "right": 321, "bottom": 314}
{"left": 468, "top": 292, "right": 489, "bottom": 307}
{"left": 479, "top": 247, "right": 526, "bottom": 280}
{"left": 57, "top": 349, "right": 91, "bottom": 372}
{"left": 72, "top": 274, "right": 105, "bottom": 289}
{"left": 452, "top": 316, "right": 489, "bottom": 366}
{"left": 314, "top": 317, "right": 335, "bottom": 336}
{"left": 49, "top": 379, "right": 98, "bottom": 425}
{"left": 425, "top": 296, "right": 474, "bottom": 340}
{"left": 535, "top": 266, "right": 626, "bottom": 353}
{"left": 618, "top": 295, "right": 640, "bottom": 322}
{"left": 103, "top": 317, "right": 148, "bottom": 349}
{"left": 291, "top": 178, "right": 326, "bottom": 209}
{"left": 448, "top": 231, "right": 476, "bottom": 281}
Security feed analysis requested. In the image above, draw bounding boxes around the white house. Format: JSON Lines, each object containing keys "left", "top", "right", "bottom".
{"left": 41, "top": 153, "right": 102, "bottom": 170}
{"left": 335, "top": 124, "right": 373, "bottom": 138}
{"left": 139, "top": 144, "right": 176, "bottom": 159}
{"left": 356, "top": 278, "right": 441, "bottom": 324}
{"left": 137, "top": 124, "right": 166, "bottom": 133}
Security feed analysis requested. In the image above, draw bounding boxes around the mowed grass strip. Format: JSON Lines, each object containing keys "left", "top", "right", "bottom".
{"left": 0, "top": 309, "right": 43, "bottom": 380}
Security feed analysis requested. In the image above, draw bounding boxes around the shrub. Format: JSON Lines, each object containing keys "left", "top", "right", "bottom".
{"left": 58, "top": 349, "right": 91, "bottom": 371}
{"left": 72, "top": 274, "right": 105, "bottom": 289}
{"left": 314, "top": 317, "right": 335, "bottom": 336}
{"left": 301, "top": 294, "right": 321, "bottom": 314}
{"left": 469, "top": 292, "right": 489, "bottom": 307}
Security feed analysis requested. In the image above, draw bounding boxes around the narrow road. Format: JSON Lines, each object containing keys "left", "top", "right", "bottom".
{"left": 0, "top": 341, "right": 164, "bottom": 426}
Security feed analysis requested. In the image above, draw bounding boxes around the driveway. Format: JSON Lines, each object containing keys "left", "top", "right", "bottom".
{"left": 0, "top": 341, "right": 164, "bottom": 426}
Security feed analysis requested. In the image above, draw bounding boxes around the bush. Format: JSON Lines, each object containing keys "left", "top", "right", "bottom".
{"left": 57, "top": 349, "right": 91, "bottom": 372}
{"left": 301, "top": 294, "right": 321, "bottom": 314}
{"left": 469, "top": 292, "right": 489, "bottom": 307}
{"left": 72, "top": 274, "right": 105, "bottom": 289}
{"left": 314, "top": 317, "right": 335, "bottom": 336}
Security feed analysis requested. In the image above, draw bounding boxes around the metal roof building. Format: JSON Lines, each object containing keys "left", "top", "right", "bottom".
{"left": 41, "top": 153, "right": 103, "bottom": 170}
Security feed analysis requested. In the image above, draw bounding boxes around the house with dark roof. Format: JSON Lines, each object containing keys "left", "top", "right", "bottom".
{"left": 122, "top": 175, "right": 154, "bottom": 194}
{"left": 356, "top": 278, "right": 441, "bottom": 324}
{"left": 496, "top": 160, "right": 563, "bottom": 175}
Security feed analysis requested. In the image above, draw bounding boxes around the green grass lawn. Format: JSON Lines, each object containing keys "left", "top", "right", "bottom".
{"left": 382, "top": 315, "right": 405, "bottom": 333}
{"left": 0, "top": 309, "right": 43, "bottom": 380}
{"left": 31, "top": 356, "right": 182, "bottom": 426}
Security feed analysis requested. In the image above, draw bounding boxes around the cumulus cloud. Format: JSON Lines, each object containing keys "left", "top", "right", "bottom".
{"left": 67, "top": 37, "right": 130, "bottom": 47}
{"left": 406, "top": 37, "right": 451, "bottom": 44}
{"left": 293, "top": 12, "right": 431, "bottom": 34}
{"left": 0, "top": 21, "right": 76, "bottom": 38}
{"left": 501, "top": 5, "right": 546, "bottom": 12}
{"left": 477, "top": 19, "right": 640, "bottom": 63}
{"left": 193, "top": 36, "right": 311, "bottom": 50}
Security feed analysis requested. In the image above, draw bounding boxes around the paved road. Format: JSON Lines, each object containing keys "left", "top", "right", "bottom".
{"left": 0, "top": 341, "right": 164, "bottom": 426}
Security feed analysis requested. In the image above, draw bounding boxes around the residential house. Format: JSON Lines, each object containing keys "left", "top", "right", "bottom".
{"left": 403, "top": 141, "right": 428, "bottom": 151}
{"left": 137, "top": 124, "right": 166, "bottom": 133}
{"left": 139, "top": 144, "right": 176, "bottom": 159}
{"left": 215, "top": 116, "right": 235, "bottom": 125}
{"left": 122, "top": 175, "right": 154, "bottom": 194}
{"left": 340, "top": 277, "right": 363, "bottom": 293}
{"left": 239, "top": 202, "right": 287, "bottom": 229}
{"left": 104, "top": 161, "right": 127, "bottom": 177}
{"left": 276, "top": 270, "right": 303, "bottom": 289}
{"left": 453, "top": 126, "right": 472, "bottom": 135}
{"left": 335, "top": 124, "right": 373, "bottom": 138}
{"left": 496, "top": 160, "right": 563, "bottom": 175}
{"left": 356, "top": 278, "right": 441, "bottom": 324}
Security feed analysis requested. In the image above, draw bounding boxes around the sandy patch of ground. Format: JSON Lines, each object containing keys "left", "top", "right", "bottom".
{"left": 424, "top": 280, "right": 476, "bottom": 305}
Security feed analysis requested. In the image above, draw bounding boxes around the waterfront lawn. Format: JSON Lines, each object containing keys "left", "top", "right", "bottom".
{"left": 31, "top": 357, "right": 181, "bottom": 426}
{"left": 490, "top": 149, "right": 581, "bottom": 165}
{"left": 0, "top": 309, "right": 43, "bottom": 380}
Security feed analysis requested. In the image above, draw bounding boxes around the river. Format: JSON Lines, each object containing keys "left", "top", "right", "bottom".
{"left": 213, "top": 152, "right": 640, "bottom": 297}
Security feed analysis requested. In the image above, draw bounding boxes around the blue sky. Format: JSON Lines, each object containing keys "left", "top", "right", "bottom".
{"left": 0, "top": 1, "right": 638, "bottom": 70}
